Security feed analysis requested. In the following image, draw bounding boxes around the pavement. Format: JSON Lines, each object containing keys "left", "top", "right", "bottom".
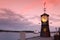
{"left": 26, "top": 36, "right": 53, "bottom": 40}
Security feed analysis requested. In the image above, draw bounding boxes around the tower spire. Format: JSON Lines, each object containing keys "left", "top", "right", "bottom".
{"left": 44, "top": 2, "right": 46, "bottom": 13}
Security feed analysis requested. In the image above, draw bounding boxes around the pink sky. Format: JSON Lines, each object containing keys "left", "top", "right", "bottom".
{"left": 0, "top": 0, "right": 60, "bottom": 40}
{"left": 0, "top": 0, "right": 60, "bottom": 27}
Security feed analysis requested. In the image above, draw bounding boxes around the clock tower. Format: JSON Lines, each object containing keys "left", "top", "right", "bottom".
{"left": 40, "top": 2, "right": 50, "bottom": 37}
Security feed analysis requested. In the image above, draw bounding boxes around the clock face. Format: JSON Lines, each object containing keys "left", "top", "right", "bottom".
{"left": 41, "top": 16, "right": 48, "bottom": 22}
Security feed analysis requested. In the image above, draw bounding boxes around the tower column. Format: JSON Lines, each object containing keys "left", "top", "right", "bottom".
{"left": 40, "top": 13, "right": 50, "bottom": 37}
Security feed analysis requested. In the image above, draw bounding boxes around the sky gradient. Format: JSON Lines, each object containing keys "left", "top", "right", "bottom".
{"left": 0, "top": 0, "right": 60, "bottom": 31}
{"left": 0, "top": 0, "right": 60, "bottom": 40}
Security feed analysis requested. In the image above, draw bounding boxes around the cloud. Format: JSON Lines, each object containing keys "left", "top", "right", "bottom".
{"left": 0, "top": 8, "right": 33, "bottom": 31}
{"left": 50, "top": 16, "right": 60, "bottom": 22}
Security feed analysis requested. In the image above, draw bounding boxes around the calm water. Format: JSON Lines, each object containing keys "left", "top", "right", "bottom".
{"left": 0, "top": 32, "right": 55, "bottom": 40}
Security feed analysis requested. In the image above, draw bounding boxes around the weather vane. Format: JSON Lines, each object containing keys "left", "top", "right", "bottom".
{"left": 44, "top": 2, "right": 46, "bottom": 13}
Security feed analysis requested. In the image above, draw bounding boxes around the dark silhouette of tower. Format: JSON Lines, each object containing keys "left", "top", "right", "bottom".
{"left": 40, "top": 2, "right": 50, "bottom": 37}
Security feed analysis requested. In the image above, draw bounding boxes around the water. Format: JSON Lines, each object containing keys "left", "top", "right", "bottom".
{"left": 0, "top": 32, "right": 55, "bottom": 40}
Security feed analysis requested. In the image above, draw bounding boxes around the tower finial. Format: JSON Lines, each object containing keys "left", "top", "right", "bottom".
{"left": 44, "top": 2, "right": 46, "bottom": 13}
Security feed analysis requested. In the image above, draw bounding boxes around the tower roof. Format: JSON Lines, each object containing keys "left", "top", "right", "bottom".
{"left": 41, "top": 13, "right": 49, "bottom": 17}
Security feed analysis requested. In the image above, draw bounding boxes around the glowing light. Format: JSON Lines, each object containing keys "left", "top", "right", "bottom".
{"left": 43, "top": 28, "right": 46, "bottom": 32}
{"left": 41, "top": 16, "right": 48, "bottom": 22}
